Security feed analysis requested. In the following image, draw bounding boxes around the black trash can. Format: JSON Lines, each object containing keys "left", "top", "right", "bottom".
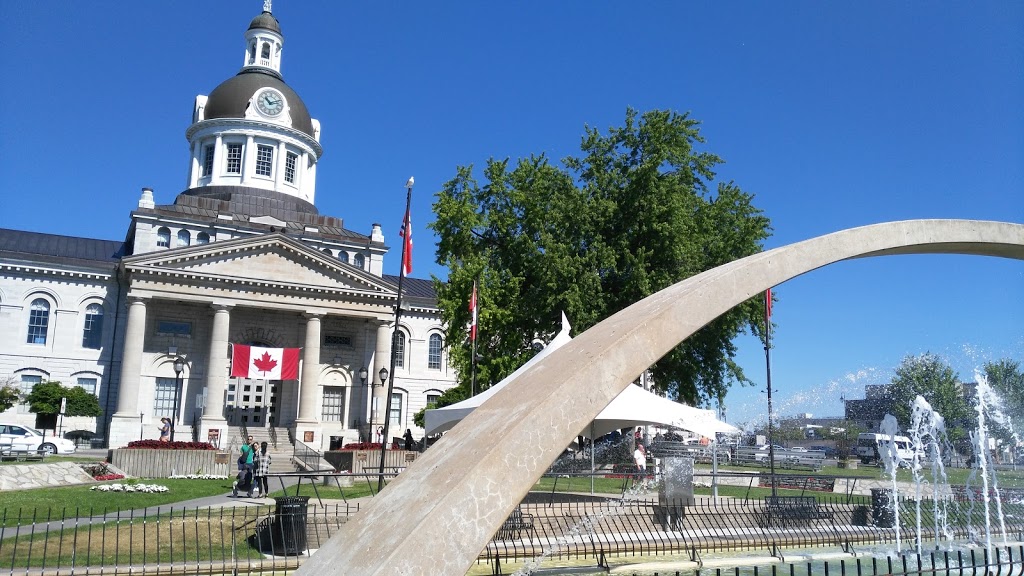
{"left": 871, "top": 488, "right": 895, "bottom": 528}
{"left": 271, "top": 496, "right": 310, "bottom": 555}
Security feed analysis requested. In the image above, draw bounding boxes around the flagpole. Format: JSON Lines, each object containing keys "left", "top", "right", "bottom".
{"left": 378, "top": 177, "right": 413, "bottom": 493}
{"left": 764, "top": 288, "right": 777, "bottom": 497}
{"left": 470, "top": 278, "right": 478, "bottom": 397}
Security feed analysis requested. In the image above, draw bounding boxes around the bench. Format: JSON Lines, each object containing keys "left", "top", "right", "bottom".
{"left": 761, "top": 496, "right": 833, "bottom": 528}
{"left": 495, "top": 507, "right": 535, "bottom": 541}
{"left": 0, "top": 447, "right": 47, "bottom": 462}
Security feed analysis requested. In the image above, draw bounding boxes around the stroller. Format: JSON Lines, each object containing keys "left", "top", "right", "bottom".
{"left": 232, "top": 457, "right": 257, "bottom": 498}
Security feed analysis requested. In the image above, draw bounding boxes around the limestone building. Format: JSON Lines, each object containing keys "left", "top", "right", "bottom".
{"left": 0, "top": 6, "right": 456, "bottom": 451}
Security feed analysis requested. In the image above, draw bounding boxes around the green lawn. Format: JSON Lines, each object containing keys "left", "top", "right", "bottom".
{"left": 1, "top": 479, "right": 234, "bottom": 527}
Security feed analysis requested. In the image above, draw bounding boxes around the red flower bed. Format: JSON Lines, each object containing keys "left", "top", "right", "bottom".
{"left": 125, "top": 440, "right": 216, "bottom": 450}
{"left": 340, "top": 442, "right": 399, "bottom": 450}
{"left": 94, "top": 473, "right": 125, "bottom": 481}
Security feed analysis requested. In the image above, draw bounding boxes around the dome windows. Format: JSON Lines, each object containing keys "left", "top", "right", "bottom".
{"left": 156, "top": 227, "right": 171, "bottom": 248}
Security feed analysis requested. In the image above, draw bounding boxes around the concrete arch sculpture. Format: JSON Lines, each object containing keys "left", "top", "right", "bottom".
{"left": 298, "top": 219, "right": 1024, "bottom": 576}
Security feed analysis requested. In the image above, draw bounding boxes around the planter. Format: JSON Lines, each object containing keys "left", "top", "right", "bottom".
{"left": 324, "top": 449, "right": 417, "bottom": 474}
{"left": 110, "top": 449, "right": 231, "bottom": 478}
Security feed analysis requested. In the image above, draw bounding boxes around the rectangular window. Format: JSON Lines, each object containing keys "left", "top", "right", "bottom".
{"left": 394, "top": 333, "right": 405, "bottom": 369}
{"left": 226, "top": 143, "right": 243, "bottom": 174}
{"left": 82, "top": 305, "right": 104, "bottom": 349}
{"left": 285, "top": 152, "right": 297, "bottom": 183}
{"left": 157, "top": 321, "right": 192, "bottom": 337}
{"left": 202, "top": 144, "right": 215, "bottom": 177}
{"left": 389, "top": 393, "right": 402, "bottom": 426}
{"left": 77, "top": 377, "right": 98, "bottom": 395}
{"left": 428, "top": 334, "right": 443, "bottom": 370}
{"left": 27, "top": 301, "right": 50, "bottom": 344}
{"left": 19, "top": 375, "right": 42, "bottom": 414}
{"left": 322, "top": 387, "right": 344, "bottom": 422}
{"left": 154, "top": 378, "right": 177, "bottom": 418}
{"left": 426, "top": 394, "right": 440, "bottom": 408}
{"left": 256, "top": 144, "right": 274, "bottom": 177}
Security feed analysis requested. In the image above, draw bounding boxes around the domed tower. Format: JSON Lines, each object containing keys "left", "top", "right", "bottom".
{"left": 183, "top": 3, "right": 322, "bottom": 209}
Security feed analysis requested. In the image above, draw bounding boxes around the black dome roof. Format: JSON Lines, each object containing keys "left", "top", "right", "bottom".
{"left": 248, "top": 11, "right": 281, "bottom": 34}
{"left": 204, "top": 70, "right": 315, "bottom": 138}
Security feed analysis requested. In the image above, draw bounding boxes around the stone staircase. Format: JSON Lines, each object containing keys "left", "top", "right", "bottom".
{"left": 228, "top": 427, "right": 298, "bottom": 474}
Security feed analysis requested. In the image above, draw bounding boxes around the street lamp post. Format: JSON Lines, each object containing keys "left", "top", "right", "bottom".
{"left": 172, "top": 357, "right": 185, "bottom": 442}
{"left": 378, "top": 177, "right": 413, "bottom": 493}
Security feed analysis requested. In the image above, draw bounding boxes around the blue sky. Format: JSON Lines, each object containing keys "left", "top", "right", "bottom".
{"left": 1, "top": 2, "right": 1021, "bottom": 426}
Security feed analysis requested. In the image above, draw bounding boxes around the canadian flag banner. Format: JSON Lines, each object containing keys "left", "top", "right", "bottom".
{"left": 230, "top": 344, "right": 300, "bottom": 380}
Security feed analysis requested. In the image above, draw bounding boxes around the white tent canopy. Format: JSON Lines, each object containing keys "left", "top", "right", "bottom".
{"left": 424, "top": 313, "right": 737, "bottom": 438}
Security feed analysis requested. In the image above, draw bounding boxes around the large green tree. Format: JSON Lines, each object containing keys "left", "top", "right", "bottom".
{"left": 25, "top": 381, "right": 102, "bottom": 417}
{"left": 428, "top": 108, "right": 772, "bottom": 412}
{"left": 982, "top": 358, "right": 1024, "bottom": 443}
{"left": 886, "top": 353, "right": 971, "bottom": 443}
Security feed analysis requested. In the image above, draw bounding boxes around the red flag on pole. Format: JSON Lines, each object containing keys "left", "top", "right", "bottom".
{"left": 399, "top": 207, "right": 413, "bottom": 275}
{"left": 469, "top": 280, "right": 478, "bottom": 342}
{"left": 230, "top": 344, "right": 300, "bottom": 380}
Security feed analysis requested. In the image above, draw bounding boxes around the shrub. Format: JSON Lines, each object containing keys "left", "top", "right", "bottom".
{"left": 339, "top": 442, "right": 399, "bottom": 450}
{"left": 125, "top": 440, "right": 216, "bottom": 450}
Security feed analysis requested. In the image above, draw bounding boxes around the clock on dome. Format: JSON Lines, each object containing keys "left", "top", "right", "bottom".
{"left": 255, "top": 89, "right": 285, "bottom": 117}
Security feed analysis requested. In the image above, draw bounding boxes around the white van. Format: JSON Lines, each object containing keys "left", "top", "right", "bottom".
{"left": 0, "top": 423, "right": 77, "bottom": 455}
{"left": 855, "top": 433, "right": 913, "bottom": 464}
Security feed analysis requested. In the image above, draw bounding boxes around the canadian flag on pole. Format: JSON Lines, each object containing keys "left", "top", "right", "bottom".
{"left": 230, "top": 344, "right": 300, "bottom": 380}
{"left": 399, "top": 207, "right": 413, "bottom": 275}
{"left": 469, "top": 280, "right": 478, "bottom": 342}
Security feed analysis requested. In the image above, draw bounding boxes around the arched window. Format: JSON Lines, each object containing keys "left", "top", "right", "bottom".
{"left": 196, "top": 232, "right": 210, "bottom": 245}
{"left": 27, "top": 298, "right": 50, "bottom": 344}
{"left": 394, "top": 332, "right": 406, "bottom": 368}
{"left": 156, "top": 227, "right": 171, "bottom": 248}
{"left": 322, "top": 248, "right": 333, "bottom": 256}
{"left": 82, "top": 303, "right": 104, "bottom": 349}
{"left": 353, "top": 253, "right": 365, "bottom": 270}
{"left": 177, "top": 230, "right": 191, "bottom": 247}
{"left": 261, "top": 42, "right": 271, "bottom": 60}
{"left": 338, "top": 251, "right": 349, "bottom": 264}
{"left": 428, "top": 334, "right": 443, "bottom": 370}
{"left": 248, "top": 41, "right": 256, "bottom": 64}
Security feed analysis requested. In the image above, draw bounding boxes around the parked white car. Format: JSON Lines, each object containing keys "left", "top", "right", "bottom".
{"left": 0, "top": 424, "right": 77, "bottom": 455}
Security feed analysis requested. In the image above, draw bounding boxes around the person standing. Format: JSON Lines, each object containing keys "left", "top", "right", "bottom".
{"left": 633, "top": 443, "right": 647, "bottom": 489}
{"left": 255, "top": 441, "right": 271, "bottom": 498}
{"left": 159, "top": 418, "right": 170, "bottom": 442}
{"left": 403, "top": 429, "right": 415, "bottom": 451}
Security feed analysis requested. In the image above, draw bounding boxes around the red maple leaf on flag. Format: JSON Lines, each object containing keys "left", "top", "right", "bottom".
{"left": 253, "top": 351, "right": 278, "bottom": 375}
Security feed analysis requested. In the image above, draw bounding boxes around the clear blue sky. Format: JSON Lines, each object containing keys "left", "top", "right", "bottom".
{"left": 2, "top": 2, "right": 1021, "bottom": 427}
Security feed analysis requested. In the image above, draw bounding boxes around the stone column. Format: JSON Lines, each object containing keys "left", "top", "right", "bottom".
{"left": 201, "top": 304, "right": 232, "bottom": 432}
{"left": 295, "top": 313, "right": 323, "bottom": 448}
{"left": 371, "top": 321, "right": 392, "bottom": 437}
{"left": 108, "top": 297, "right": 148, "bottom": 447}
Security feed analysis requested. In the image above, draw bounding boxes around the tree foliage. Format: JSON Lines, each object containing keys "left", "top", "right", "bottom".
{"left": 25, "top": 381, "right": 102, "bottom": 417}
{"left": 428, "top": 108, "right": 772, "bottom": 413}
{"left": 983, "top": 358, "right": 1024, "bottom": 441}
{"left": 886, "top": 353, "right": 971, "bottom": 443}
{"left": 0, "top": 378, "right": 20, "bottom": 412}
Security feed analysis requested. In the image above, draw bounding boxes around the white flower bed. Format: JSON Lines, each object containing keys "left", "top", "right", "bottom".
{"left": 91, "top": 483, "right": 169, "bottom": 493}
{"left": 169, "top": 474, "right": 229, "bottom": 480}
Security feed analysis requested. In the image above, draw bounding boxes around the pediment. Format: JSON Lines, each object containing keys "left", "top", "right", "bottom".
{"left": 123, "top": 233, "right": 393, "bottom": 297}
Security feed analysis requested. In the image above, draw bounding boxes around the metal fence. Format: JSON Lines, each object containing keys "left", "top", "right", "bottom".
{"left": 0, "top": 502, "right": 359, "bottom": 576}
{"left": 619, "top": 545, "right": 1024, "bottom": 576}
{"left": 483, "top": 493, "right": 1024, "bottom": 569}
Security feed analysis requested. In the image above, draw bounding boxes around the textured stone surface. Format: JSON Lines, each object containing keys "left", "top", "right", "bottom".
{"left": 0, "top": 462, "right": 95, "bottom": 491}
{"left": 295, "top": 220, "right": 1024, "bottom": 576}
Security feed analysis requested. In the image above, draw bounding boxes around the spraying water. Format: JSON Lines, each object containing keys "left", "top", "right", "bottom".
{"left": 879, "top": 414, "right": 904, "bottom": 553}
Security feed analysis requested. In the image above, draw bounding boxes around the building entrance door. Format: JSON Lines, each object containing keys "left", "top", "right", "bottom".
{"left": 226, "top": 379, "right": 279, "bottom": 428}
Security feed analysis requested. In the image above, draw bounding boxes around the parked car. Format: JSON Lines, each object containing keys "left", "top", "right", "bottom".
{"left": 0, "top": 424, "right": 77, "bottom": 455}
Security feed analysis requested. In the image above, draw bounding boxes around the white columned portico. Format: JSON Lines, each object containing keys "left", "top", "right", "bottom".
{"left": 371, "top": 321, "right": 392, "bottom": 441}
{"left": 108, "top": 297, "right": 148, "bottom": 447}
{"left": 200, "top": 304, "right": 232, "bottom": 446}
{"left": 294, "top": 312, "right": 323, "bottom": 447}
